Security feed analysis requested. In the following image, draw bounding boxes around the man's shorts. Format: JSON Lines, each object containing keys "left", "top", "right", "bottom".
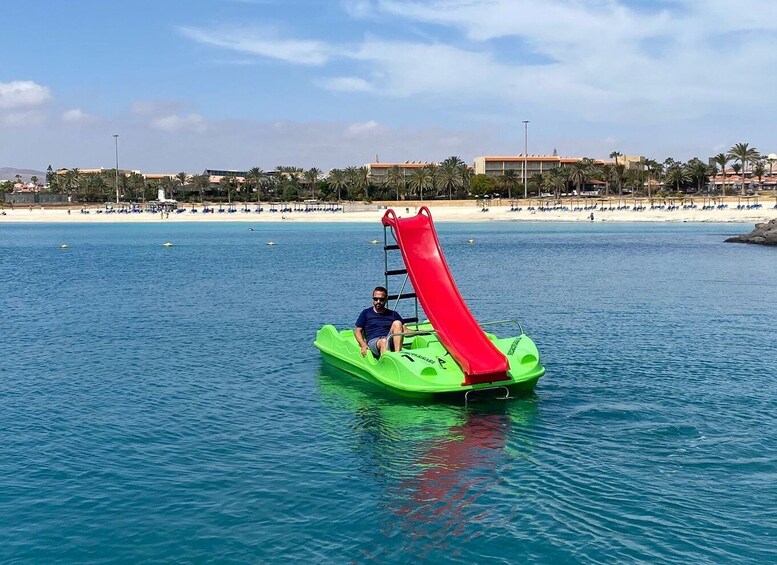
{"left": 367, "top": 334, "right": 397, "bottom": 357}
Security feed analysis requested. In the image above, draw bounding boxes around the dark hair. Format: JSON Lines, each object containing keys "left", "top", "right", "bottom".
{"left": 373, "top": 286, "right": 388, "bottom": 295}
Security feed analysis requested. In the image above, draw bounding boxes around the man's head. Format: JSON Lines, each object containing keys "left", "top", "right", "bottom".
{"left": 372, "top": 286, "right": 388, "bottom": 311}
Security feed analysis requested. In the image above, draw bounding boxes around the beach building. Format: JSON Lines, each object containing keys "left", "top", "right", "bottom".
{"left": 55, "top": 167, "right": 140, "bottom": 177}
{"left": 472, "top": 154, "right": 644, "bottom": 178}
{"left": 365, "top": 162, "right": 435, "bottom": 184}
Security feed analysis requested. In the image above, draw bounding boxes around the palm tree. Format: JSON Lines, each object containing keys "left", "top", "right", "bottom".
{"left": 327, "top": 168, "right": 347, "bottom": 201}
{"left": 609, "top": 151, "right": 622, "bottom": 193}
{"left": 685, "top": 158, "right": 709, "bottom": 193}
{"left": 595, "top": 164, "right": 612, "bottom": 196}
{"left": 246, "top": 167, "right": 265, "bottom": 202}
{"left": 752, "top": 159, "right": 766, "bottom": 189}
{"left": 191, "top": 174, "right": 210, "bottom": 202}
{"left": 174, "top": 172, "right": 188, "bottom": 201}
{"left": 458, "top": 163, "right": 472, "bottom": 197}
{"left": 568, "top": 158, "right": 594, "bottom": 197}
{"left": 384, "top": 165, "right": 406, "bottom": 201}
{"left": 497, "top": 169, "right": 520, "bottom": 199}
{"left": 439, "top": 156, "right": 465, "bottom": 199}
{"left": 664, "top": 164, "right": 690, "bottom": 193}
{"left": 544, "top": 167, "right": 568, "bottom": 200}
{"left": 728, "top": 143, "right": 760, "bottom": 195}
{"left": 344, "top": 166, "right": 370, "bottom": 200}
{"left": 219, "top": 174, "right": 238, "bottom": 204}
{"left": 424, "top": 164, "right": 439, "bottom": 198}
{"left": 127, "top": 172, "right": 146, "bottom": 202}
{"left": 712, "top": 153, "right": 729, "bottom": 196}
{"left": 408, "top": 167, "right": 433, "bottom": 201}
{"left": 65, "top": 168, "right": 81, "bottom": 201}
{"left": 303, "top": 167, "right": 321, "bottom": 200}
{"left": 644, "top": 159, "right": 662, "bottom": 198}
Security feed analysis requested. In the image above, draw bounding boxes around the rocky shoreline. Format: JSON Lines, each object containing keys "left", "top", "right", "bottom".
{"left": 725, "top": 218, "right": 777, "bottom": 245}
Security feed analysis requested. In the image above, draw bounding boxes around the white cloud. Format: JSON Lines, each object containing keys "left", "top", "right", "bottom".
{"left": 318, "top": 76, "right": 374, "bottom": 92}
{"left": 0, "top": 109, "right": 45, "bottom": 127}
{"left": 151, "top": 113, "right": 208, "bottom": 132}
{"left": 0, "top": 81, "right": 51, "bottom": 109}
{"left": 62, "top": 108, "right": 97, "bottom": 123}
{"left": 178, "top": 25, "right": 333, "bottom": 65}
{"left": 345, "top": 120, "right": 380, "bottom": 136}
{"left": 131, "top": 100, "right": 183, "bottom": 116}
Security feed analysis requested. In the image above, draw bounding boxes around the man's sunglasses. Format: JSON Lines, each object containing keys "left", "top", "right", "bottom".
{"left": 372, "top": 296, "right": 387, "bottom": 302}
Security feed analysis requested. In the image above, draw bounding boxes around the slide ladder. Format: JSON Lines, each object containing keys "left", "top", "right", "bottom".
{"left": 382, "top": 207, "right": 509, "bottom": 386}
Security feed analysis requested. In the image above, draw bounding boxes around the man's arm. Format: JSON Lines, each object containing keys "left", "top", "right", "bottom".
{"left": 354, "top": 326, "right": 369, "bottom": 356}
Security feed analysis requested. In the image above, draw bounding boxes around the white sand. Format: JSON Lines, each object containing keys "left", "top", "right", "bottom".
{"left": 1, "top": 200, "right": 775, "bottom": 224}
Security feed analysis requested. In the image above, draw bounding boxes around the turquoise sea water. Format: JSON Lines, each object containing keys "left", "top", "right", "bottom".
{"left": 1, "top": 221, "right": 776, "bottom": 563}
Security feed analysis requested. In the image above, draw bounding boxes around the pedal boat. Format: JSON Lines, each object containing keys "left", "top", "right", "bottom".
{"left": 314, "top": 322, "right": 545, "bottom": 399}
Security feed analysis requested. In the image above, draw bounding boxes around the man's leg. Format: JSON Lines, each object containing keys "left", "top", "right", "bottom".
{"left": 367, "top": 337, "right": 381, "bottom": 357}
{"left": 389, "top": 320, "right": 404, "bottom": 352}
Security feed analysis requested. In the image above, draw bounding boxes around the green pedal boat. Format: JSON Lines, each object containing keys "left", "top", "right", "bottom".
{"left": 315, "top": 322, "right": 545, "bottom": 400}
{"left": 314, "top": 206, "right": 546, "bottom": 400}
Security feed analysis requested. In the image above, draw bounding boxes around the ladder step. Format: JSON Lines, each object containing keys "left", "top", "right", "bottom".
{"left": 388, "top": 292, "right": 416, "bottom": 300}
{"left": 403, "top": 317, "right": 419, "bottom": 324}
{"left": 384, "top": 244, "right": 400, "bottom": 250}
{"left": 385, "top": 268, "right": 407, "bottom": 276}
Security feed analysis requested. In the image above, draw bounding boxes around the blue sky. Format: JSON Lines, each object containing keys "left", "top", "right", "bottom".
{"left": 2, "top": 0, "right": 777, "bottom": 173}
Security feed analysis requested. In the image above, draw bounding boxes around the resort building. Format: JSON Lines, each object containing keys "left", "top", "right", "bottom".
{"left": 472, "top": 154, "right": 644, "bottom": 179}
{"left": 203, "top": 169, "right": 248, "bottom": 185}
{"left": 365, "top": 162, "right": 435, "bottom": 184}
{"left": 55, "top": 167, "right": 140, "bottom": 177}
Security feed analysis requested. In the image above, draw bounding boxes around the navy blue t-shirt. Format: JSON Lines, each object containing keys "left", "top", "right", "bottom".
{"left": 355, "top": 307, "right": 404, "bottom": 342}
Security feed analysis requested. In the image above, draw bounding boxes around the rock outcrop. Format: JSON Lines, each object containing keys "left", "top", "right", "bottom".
{"left": 725, "top": 218, "right": 777, "bottom": 245}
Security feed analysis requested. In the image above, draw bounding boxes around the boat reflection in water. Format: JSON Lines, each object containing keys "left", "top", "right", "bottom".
{"left": 317, "top": 362, "right": 540, "bottom": 559}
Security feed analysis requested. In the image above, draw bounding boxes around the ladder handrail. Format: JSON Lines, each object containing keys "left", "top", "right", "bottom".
{"left": 383, "top": 223, "right": 420, "bottom": 327}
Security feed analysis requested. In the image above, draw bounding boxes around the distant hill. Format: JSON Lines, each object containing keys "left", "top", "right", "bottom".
{"left": 0, "top": 167, "right": 47, "bottom": 182}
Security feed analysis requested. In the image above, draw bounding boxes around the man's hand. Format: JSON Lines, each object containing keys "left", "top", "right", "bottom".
{"left": 360, "top": 343, "right": 368, "bottom": 356}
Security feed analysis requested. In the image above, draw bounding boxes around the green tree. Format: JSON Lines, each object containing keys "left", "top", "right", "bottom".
{"left": 45, "top": 165, "right": 56, "bottom": 190}
{"left": 727, "top": 143, "right": 760, "bottom": 195}
{"left": 127, "top": 172, "right": 146, "bottom": 201}
{"left": 497, "top": 169, "right": 520, "bottom": 199}
{"left": 327, "top": 168, "right": 347, "bottom": 201}
{"left": 384, "top": 165, "right": 406, "bottom": 201}
{"left": 469, "top": 174, "right": 495, "bottom": 198}
{"left": 752, "top": 159, "right": 766, "bottom": 189}
{"left": 191, "top": 174, "right": 211, "bottom": 202}
{"left": 408, "top": 166, "right": 433, "bottom": 200}
{"left": 664, "top": 164, "right": 690, "bottom": 193}
{"left": 609, "top": 151, "right": 623, "bottom": 195}
{"left": 712, "top": 153, "right": 729, "bottom": 196}
{"left": 568, "top": 158, "right": 594, "bottom": 196}
{"left": 64, "top": 168, "right": 81, "bottom": 201}
{"left": 439, "top": 156, "right": 465, "bottom": 199}
{"left": 458, "top": 163, "right": 472, "bottom": 198}
{"left": 175, "top": 172, "right": 188, "bottom": 201}
{"left": 303, "top": 167, "right": 321, "bottom": 200}
{"left": 544, "top": 167, "right": 568, "bottom": 200}
{"left": 685, "top": 158, "right": 709, "bottom": 193}
{"left": 344, "top": 166, "right": 370, "bottom": 200}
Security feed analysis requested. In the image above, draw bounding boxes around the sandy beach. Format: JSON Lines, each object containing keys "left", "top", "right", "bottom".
{"left": 1, "top": 199, "right": 775, "bottom": 224}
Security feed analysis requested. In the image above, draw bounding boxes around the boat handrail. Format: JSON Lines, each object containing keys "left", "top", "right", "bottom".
{"left": 480, "top": 319, "right": 525, "bottom": 336}
{"left": 387, "top": 329, "right": 437, "bottom": 339}
{"left": 387, "top": 319, "right": 524, "bottom": 341}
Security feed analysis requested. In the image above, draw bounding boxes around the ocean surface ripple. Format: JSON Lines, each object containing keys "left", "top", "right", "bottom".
{"left": 1, "top": 221, "right": 775, "bottom": 563}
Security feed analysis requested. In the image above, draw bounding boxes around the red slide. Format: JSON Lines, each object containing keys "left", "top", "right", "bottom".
{"left": 382, "top": 207, "right": 509, "bottom": 386}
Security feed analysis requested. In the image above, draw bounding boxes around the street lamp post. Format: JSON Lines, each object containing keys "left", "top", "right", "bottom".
{"left": 522, "top": 120, "right": 529, "bottom": 200}
{"left": 113, "top": 134, "right": 119, "bottom": 204}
